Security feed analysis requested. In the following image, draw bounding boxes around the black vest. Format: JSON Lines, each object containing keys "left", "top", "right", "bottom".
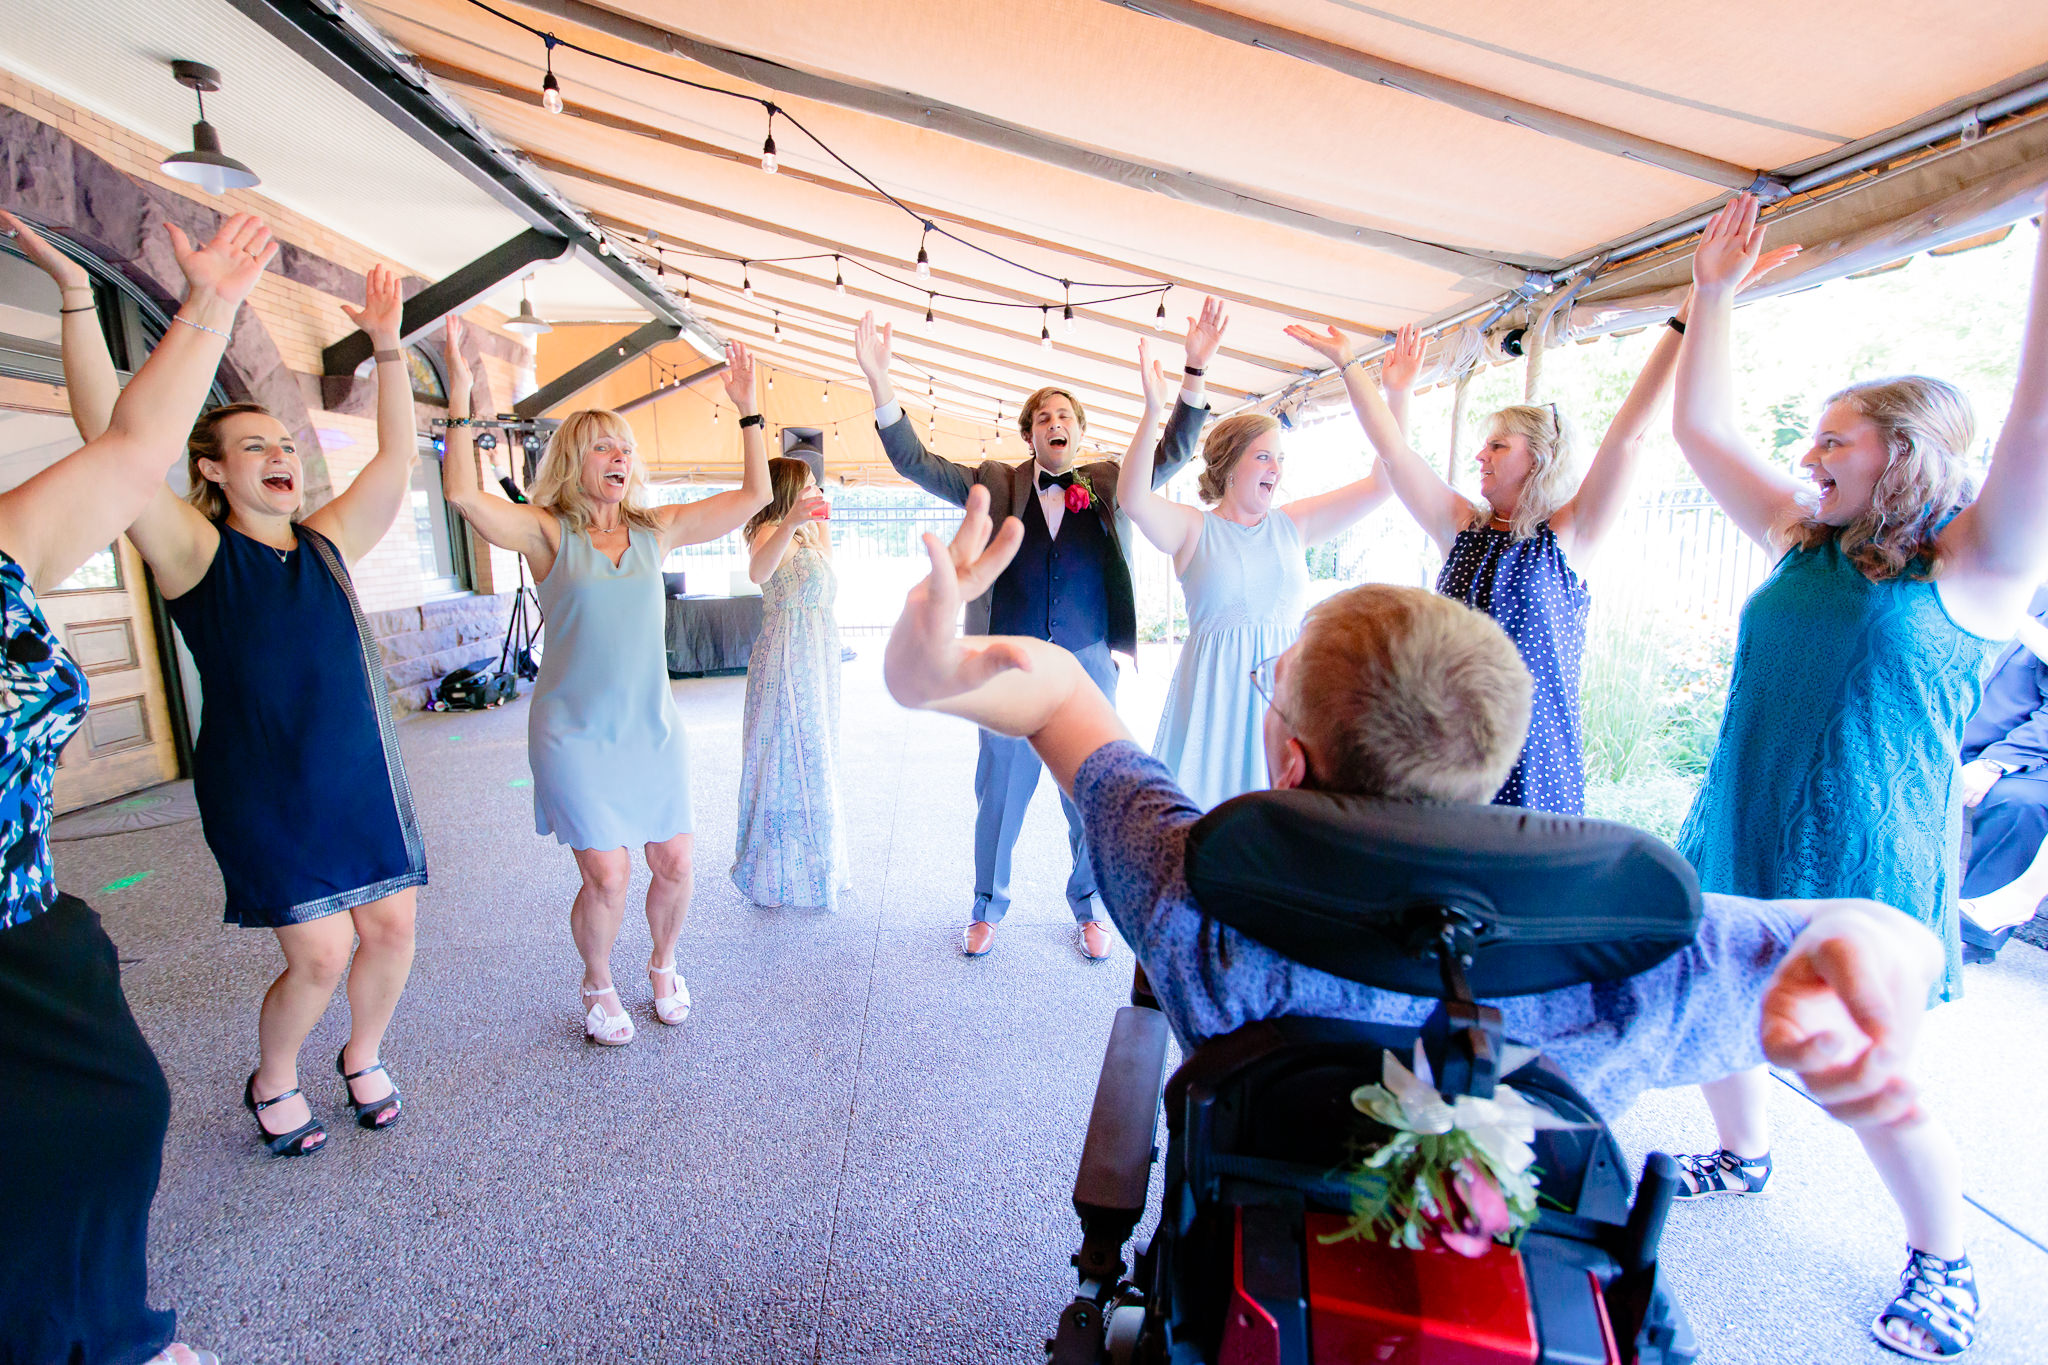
{"left": 988, "top": 487, "right": 1114, "bottom": 652}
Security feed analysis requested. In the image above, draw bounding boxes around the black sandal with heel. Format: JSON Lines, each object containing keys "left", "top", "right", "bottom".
{"left": 336, "top": 1047, "right": 403, "bottom": 1129}
{"left": 242, "top": 1072, "right": 325, "bottom": 1157}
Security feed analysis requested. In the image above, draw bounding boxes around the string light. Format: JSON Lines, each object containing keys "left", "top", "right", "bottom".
{"left": 833, "top": 255, "right": 845, "bottom": 293}
{"left": 915, "top": 223, "right": 931, "bottom": 280}
{"left": 773, "top": 310, "right": 782, "bottom": 339}
{"left": 1040, "top": 307, "right": 1052, "bottom": 350}
{"left": 1155, "top": 292, "right": 1169, "bottom": 331}
{"left": 1063, "top": 281, "right": 1074, "bottom": 334}
{"left": 924, "top": 294, "right": 935, "bottom": 333}
{"left": 540, "top": 34, "right": 563, "bottom": 114}
{"left": 742, "top": 263, "right": 754, "bottom": 298}
{"left": 682, "top": 273, "right": 691, "bottom": 300}
{"left": 760, "top": 104, "right": 778, "bottom": 174}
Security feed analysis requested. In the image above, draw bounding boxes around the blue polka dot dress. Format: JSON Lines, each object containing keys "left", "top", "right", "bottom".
{"left": 1436, "top": 520, "right": 1589, "bottom": 814}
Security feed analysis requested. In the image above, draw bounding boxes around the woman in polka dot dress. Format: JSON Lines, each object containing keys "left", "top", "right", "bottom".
{"left": 1287, "top": 258, "right": 1793, "bottom": 814}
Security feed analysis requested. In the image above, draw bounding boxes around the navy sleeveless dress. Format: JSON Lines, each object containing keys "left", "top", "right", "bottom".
{"left": 165, "top": 523, "right": 425, "bottom": 926}
{"left": 1436, "top": 520, "right": 1590, "bottom": 815}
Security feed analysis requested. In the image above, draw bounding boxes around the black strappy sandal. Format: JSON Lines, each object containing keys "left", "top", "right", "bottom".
{"left": 336, "top": 1047, "right": 403, "bottom": 1130}
{"left": 242, "top": 1073, "right": 325, "bottom": 1157}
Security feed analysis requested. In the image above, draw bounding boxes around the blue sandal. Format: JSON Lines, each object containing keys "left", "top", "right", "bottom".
{"left": 1873, "top": 1247, "right": 1977, "bottom": 1360}
{"left": 1672, "top": 1148, "right": 1771, "bottom": 1199}
{"left": 242, "top": 1073, "right": 325, "bottom": 1157}
{"left": 336, "top": 1047, "right": 403, "bottom": 1129}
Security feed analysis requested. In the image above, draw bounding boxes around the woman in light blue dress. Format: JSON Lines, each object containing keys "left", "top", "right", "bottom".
{"left": 1660, "top": 196, "right": 2048, "bottom": 1361}
{"left": 733, "top": 458, "right": 849, "bottom": 908}
{"left": 1118, "top": 335, "right": 1389, "bottom": 809}
{"left": 443, "top": 337, "right": 770, "bottom": 1045}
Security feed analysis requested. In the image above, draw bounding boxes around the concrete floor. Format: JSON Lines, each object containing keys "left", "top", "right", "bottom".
{"left": 56, "top": 650, "right": 2048, "bottom": 1364}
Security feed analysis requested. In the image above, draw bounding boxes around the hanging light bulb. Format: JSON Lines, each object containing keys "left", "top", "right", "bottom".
{"left": 767, "top": 373, "right": 775, "bottom": 390}
{"left": 1063, "top": 303, "right": 1075, "bottom": 334}
{"left": 682, "top": 273, "right": 691, "bottom": 301}
{"left": 1155, "top": 291, "right": 1169, "bottom": 332}
{"left": 712, "top": 407, "right": 720, "bottom": 425}
{"left": 159, "top": 61, "right": 261, "bottom": 194}
{"left": 540, "top": 36, "right": 564, "bottom": 114}
{"left": 915, "top": 224, "right": 931, "bottom": 280}
{"left": 773, "top": 311, "right": 782, "bottom": 339}
{"left": 924, "top": 295, "right": 935, "bottom": 333}
{"left": 742, "top": 264, "right": 754, "bottom": 298}
{"left": 760, "top": 104, "right": 778, "bottom": 174}
{"left": 822, "top": 384, "right": 830, "bottom": 403}
{"left": 833, "top": 255, "right": 845, "bottom": 293}
{"left": 1040, "top": 308, "right": 1052, "bottom": 350}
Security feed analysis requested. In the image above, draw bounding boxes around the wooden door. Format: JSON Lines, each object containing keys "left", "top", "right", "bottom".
{"left": 0, "top": 387, "right": 181, "bottom": 811}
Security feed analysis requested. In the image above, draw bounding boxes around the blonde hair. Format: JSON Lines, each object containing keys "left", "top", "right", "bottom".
{"left": 528, "top": 409, "right": 662, "bottom": 534}
{"left": 1018, "top": 386, "right": 1086, "bottom": 440}
{"left": 1481, "top": 404, "right": 1577, "bottom": 541}
{"left": 1282, "top": 585, "right": 1531, "bottom": 803}
{"left": 746, "top": 456, "right": 819, "bottom": 542}
{"left": 1786, "top": 376, "right": 1975, "bottom": 581}
{"left": 1196, "top": 412, "right": 1281, "bottom": 505}
{"left": 184, "top": 403, "right": 276, "bottom": 522}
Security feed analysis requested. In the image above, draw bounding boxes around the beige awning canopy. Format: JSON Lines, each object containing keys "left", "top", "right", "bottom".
{"left": 355, "top": 0, "right": 2048, "bottom": 465}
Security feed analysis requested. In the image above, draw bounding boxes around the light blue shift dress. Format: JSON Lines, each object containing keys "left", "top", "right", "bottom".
{"left": 1152, "top": 510, "right": 1309, "bottom": 811}
{"left": 529, "top": 517, "right": 693, "bottom": 849}
{"left": 1676, "top": 540, "right": 2000, "bottom": 1002}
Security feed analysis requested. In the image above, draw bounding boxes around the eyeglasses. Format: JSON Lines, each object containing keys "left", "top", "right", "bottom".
{"left": 1250, "top": 654, "right": 1296, "bottom": 731}
{"left": 1547, "top": 401, "right": 1562, "bottom": 437}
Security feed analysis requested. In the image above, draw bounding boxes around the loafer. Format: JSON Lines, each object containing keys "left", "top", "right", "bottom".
{"left": 1079, "top": 921, "right": 1112, "bottom": 962}
{"left": 962, "top": 921, "right": 995, "bottom": 957}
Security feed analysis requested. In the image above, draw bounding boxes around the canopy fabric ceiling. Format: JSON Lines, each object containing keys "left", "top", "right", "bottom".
{"left": 9, "top": 0, "right": 2048, "bottom": 471}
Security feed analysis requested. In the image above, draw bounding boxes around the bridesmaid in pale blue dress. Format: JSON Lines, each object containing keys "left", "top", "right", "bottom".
{"left": 1656, "top": 196, "right": 2048, "bottom": 1361}
{"left": 443, "top": 334, "right": 770, "bottom": 1044}
{"left": 1118, "top": 336, "right": 1389, "bottom": 808}
{"left": 733, "top": 457, "right": 850, "bottom": 908}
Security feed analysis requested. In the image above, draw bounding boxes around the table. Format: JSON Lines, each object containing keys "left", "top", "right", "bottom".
{"left": 664, "top": 594, "right": 764, "bottom": 676}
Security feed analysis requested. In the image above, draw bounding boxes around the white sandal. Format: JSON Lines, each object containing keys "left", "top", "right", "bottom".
{"left": 648, "top": 963, "right": 691, "bottom": 1026}
{"left": 146, "top": 1348, "right": 220, "bottom": 1365}
{"left": 582, "top": 985, "right": 635, "bottom": 1046}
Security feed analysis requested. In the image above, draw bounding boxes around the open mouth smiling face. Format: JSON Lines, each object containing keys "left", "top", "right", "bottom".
{"left": 1802, "top": 401, "right": 1888, "bottom": 526}
{"left": 1030, "top": 396, "right": 1083, "bottom": 471}
{"left": 207, "top": 413, "right": 303, "bottom": 515}
{"left": 582, "top": 433, "right": 637, "bottom": 501}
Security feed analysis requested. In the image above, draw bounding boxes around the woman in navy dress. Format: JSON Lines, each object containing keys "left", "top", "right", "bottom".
{"left": 0, "top": 205, "right": 273, "bottom": 1365}
{"left": 69, "top": 263, "right": 429, "bottom": 1156}
{"left": 1287, "top": 257, "right": 1793, "bottom": 814}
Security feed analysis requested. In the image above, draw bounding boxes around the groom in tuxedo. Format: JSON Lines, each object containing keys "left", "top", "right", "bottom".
{"left": 856, "top": 301, "right": 1227, "bottom": 959}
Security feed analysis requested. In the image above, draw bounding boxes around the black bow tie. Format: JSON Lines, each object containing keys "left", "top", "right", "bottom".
{"left": 1038, "top": 469, "right": 1077, "bottom": 492}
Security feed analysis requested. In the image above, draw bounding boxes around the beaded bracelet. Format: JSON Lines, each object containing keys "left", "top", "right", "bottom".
{"left": 173, "top": 313, "right": 231, "bottom": 340}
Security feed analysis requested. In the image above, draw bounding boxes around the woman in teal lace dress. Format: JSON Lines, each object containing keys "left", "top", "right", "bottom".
{"left": 1664, "top": 194, "right": 2048, "bottom": 1361}
{"left": 732, "top": 458, "right": 849, "bottom": 908}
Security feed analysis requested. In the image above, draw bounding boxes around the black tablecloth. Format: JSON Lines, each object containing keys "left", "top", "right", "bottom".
{"left": 665, "top": 594, "right": 764, "bottom": 676}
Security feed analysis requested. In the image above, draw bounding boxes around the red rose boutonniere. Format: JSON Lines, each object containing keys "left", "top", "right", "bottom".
{"left": 1065, "top": 479, "right": 1094, "bottom": 513}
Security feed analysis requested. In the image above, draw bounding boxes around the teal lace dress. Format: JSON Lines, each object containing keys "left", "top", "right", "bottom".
{"left": 1675, "top": 539, "right": 2001, "bottom": 1001}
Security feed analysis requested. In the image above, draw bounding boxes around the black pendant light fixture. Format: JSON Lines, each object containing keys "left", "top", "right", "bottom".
{"left": 159, "top": 61, "right": 260, "bottom": 195}
{"left": 503, "top": 275, "right": 552, "bottom": 337}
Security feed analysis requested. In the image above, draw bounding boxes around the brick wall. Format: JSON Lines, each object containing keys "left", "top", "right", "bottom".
{"left": 0, "top": 70, "right": 541, "bottom": 699}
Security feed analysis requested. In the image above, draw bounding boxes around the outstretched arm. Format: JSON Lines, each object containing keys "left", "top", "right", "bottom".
{"left": 1, "top": 210, "right": 119, "bottom": 442}
{"left": 1287, "top": 322, "right": 1470, "bottom": 553}
{"left": 1557, "top": 244, "right": 1801, "bottom": 562}
{"left": 884, "top": 485, "right": 1130, "bottom": 792}
{"left": 1672, "top": 194, "right": 1811, "bottom": 552}
{"left": 856, "top": 311, "right": 974, "bottom": 506}
{"left": 1761, "top": 898, "right": 1942, "bottom": 1131}
{"left": 438, "top": 317, "right": 553, "bottom": 562}
{"left": 1152, "top": 297, "right": 1227, "bottom": 484}
{"left": 0, "top": 214, "right": 275, "bottom": 589}
{"left": 659, "top": 341, "right": 773, "bottom": 549}
{"left": 303, "top": 264, "right": 417, "bottom": 564}
{"left": 1935, "top": 212, "right": 2048, "bottom": 629}
{"left": 1118, "top": 337, "right": 1204, "bottom": 563}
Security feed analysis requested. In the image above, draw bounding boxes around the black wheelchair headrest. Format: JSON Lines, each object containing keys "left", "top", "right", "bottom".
{"left": 1184, "top": 790, "right": 1701, "bottom": 998}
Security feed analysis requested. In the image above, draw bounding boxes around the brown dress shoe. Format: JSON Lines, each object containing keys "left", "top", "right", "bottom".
{"left": 1079, "top": 921, "right": 1112, "bottom": 961}
{"left": 962, "top": 921, "right": 996, "bottom": 956}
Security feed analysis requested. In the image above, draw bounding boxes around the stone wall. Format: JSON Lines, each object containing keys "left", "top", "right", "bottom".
{"left": 371, "top": 593, "right": 518, "bottom": 712}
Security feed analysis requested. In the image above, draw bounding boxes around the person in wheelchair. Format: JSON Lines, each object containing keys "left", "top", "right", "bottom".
{"left": 885, "top": 488, "right": 1952, "bottom": 1364}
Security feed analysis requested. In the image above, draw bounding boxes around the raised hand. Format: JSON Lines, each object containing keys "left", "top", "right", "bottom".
{"left": 1691, "top": 193, "right": 1767, "bottom": 297}
{"left": 720, "top": 339, "right": 758, "bottom": 412}
{"left": 1284, "top": 322, "right": 1355, "bottom": 369}
{"left": 1760, "top": 909, "right": 1936, "bottom": 1130}
{"left": 0, "top": 209, "right": 90, "bottom": 291}
{"left": 854, "top": 310, "right": 894, "bottom": 391}
{"left": 166, "top": 211, "right": 276, "bottom": 307}
{"left": 443, "top": 315, "right": 474, "bottom": 412}
{"left": 1185, "top": 295, "right": 1230, "bottom": 371}
{"left": 886, "top": 484, "right": 1028, "bottom": 708}
{"left": 1381, "top": 323, "right": 1426, "bottom": 392}
{"left": 1136, "top": 336, "right": 1173, "bottom": 413}
{"left": 341, "top": 263, "right": 405, "bottom": 347}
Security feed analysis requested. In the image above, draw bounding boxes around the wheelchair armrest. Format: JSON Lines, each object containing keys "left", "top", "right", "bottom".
{"left": 1073, "top": 1005, "right": 1171, "bottom": 1222}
